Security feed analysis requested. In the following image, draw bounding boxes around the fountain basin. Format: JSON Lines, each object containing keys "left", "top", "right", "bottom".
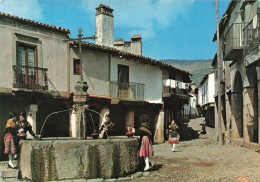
{"left": 19, "top": 139, "right": 142, "bottom": 181}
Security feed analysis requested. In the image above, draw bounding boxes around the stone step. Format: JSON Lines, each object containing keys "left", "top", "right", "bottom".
{"left": 0, "top": 162, "right": 19, "bottom": 181}
{"left": 0, "top": 166, "right": 19, "bottom": 178}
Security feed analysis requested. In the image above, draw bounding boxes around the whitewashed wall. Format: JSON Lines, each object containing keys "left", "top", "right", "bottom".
{"left": 110, "top": 57, "right": 162, "bottom": 103}
{"left": 70, "top": 48, "right": 110, "bottom": 96}
{"left": 0, "top": 19, "right": 69, "bottom": 92}
{"left": 208, "top": 73, "right": 215, "bottom": 103}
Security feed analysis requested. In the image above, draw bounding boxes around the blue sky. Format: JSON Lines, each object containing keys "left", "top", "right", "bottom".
{"left": 0, "top": 0, "right": 230, "bottom": 60}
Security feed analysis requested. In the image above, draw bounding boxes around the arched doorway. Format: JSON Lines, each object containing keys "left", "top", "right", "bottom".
{"left": 232, "top": 71, "right": 243, "bottom": 138}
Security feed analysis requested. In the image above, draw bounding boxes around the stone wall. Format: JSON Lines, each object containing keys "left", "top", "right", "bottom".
{"left": 19, "top": 139, "right": 142, "bottom": 181}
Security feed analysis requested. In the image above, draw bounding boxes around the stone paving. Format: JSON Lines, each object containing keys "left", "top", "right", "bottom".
{"left": 134, "top": 117, "right": 260, "bottom": 182}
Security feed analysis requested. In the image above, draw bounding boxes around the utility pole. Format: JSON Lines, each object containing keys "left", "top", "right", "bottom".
{"left": 216, "top": 0, "right": 223, "bottom": 144}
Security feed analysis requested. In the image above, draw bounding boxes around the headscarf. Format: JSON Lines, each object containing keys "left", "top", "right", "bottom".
{"left": 139, "top": 114, "right": 152, "bottom": 136}
{"left": 6, "top": 119, "right": 16, "bottom": 128}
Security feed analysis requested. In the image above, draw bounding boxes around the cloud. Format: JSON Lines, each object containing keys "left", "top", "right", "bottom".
{"left": 0, "top": 0, "right": 43, "bottom": 20}
{"left": 80, "top": 0, "right": 195, "bottom": 38}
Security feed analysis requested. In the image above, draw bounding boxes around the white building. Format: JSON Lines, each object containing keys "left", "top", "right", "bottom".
{"left": 199, "top": 72, "right": 215, "bottom": 127}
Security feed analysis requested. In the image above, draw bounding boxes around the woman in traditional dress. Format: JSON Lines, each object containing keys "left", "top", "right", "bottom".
{"left": 138, "top": 114, "right": 154, "bottom": 171}
{"left": 4, "top": 111, "right": 18, "bottom": 168}
{"left": 168, "top": 120, "right": 179, "bottom": 152}
{"left": 17, "top": 112, "right": 38, "bottom": 141}
{"left": 99, "top": 114, "right": 114, "bottom": 139}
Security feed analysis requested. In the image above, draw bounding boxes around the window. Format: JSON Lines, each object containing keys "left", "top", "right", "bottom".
{"left": 118, "top": 64, "right": 129, "bottom": 83}
{"left": 73, "top": 59, "right": 81, "bottom": 75}
{"left": 17, "top": 44, "right": 36, "bottom": 67}
{"left": 15, "top": 43, "right": 38, "bottom": 89}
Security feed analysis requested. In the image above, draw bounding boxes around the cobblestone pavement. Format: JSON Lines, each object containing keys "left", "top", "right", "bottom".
{"left": 134, "top": 117, "right": 260, "bottom": 182}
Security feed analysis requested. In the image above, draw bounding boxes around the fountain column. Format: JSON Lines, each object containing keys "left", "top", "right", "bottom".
{"left": 71, "top": 80, "right": 89, "bottom": 139}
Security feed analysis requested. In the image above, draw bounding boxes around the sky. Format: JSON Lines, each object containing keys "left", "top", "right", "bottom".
{"left": 0, "top": 0, "right": 230, "bottom": 60}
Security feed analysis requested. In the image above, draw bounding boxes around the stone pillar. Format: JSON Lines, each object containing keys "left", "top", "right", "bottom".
{"left": 70, "top": 110, "right": 77, "bottom": 138}
{"left": 225, "top": 93, "right": 232, "bottom": 144}
{"left": 154, "top": 111, "right": 164, "bottom": 144}
{"left": 25, "top": 104, "right": 38, "bottom": 139}
{"left": 231, "top": 92, "right": 243, "bottom": 139}
{"left": 72, "top": 81, "right": 89, "bottom": 140}
{"left": 214, "top": 99, "right": 219, "bottom": 140}
{"left": 125, "top": 110, "right": 134, "bottom": 131}
{"left": 243, "top": 87, "right": 254, "bottom": 143}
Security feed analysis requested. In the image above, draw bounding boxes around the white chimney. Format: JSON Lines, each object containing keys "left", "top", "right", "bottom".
{"left": 131, "top": 35, "right": 142, "bottom": 55}
{"left": 95, "top": 4, "right": 114, "bottom": 47}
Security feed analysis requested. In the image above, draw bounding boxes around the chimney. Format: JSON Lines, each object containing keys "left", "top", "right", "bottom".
{"left": 131, "top": 35, "right": 142, "bottom": 55}
{"left": 114, "top": 38, "right": 125, "bottom": 51}
{"left": 95, "top": 4, "right": 114, "bottom": 47}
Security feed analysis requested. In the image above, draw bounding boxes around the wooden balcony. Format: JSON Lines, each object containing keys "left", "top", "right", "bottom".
{"left": 223, "top": 23, "right": 244, "bottom": 61}
{"left": 163, "top": 79, "right": 189, "bottom": 100}
{"left": 110, "top": 81, "right": 145, "bottom": 101}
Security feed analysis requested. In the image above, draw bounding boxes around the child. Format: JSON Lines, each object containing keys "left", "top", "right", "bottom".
{"left": 168, "top": 120, "right": 179, "bottom": 152}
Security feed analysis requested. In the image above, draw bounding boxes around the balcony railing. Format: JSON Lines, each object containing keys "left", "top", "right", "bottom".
{"left": 13, "top": 65, "right": 48, "bottom": 90}
{"left": 110, "top": 81, "right": 145, "bottom": 101}
{"left": 163, "top": 79, "right": 189, "bottom": 96}
{"left": 223, "top": 23, "right": 244, "bottom": 61}
{"left": 243, "top": 17, "right": 260, "bottom": 54}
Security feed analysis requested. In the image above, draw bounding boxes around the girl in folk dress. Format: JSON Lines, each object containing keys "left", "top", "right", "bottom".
{"left": 4, "top": 112, "right": 18, "bottom": 169}
{"left": 17, "top": 112, "right": 38, "bottom": 141}
{"left": 138, "top": 114, "right": 154, "bottom": 171}
{"left": 169, "top": 120, "right": 179, "bottom": 152}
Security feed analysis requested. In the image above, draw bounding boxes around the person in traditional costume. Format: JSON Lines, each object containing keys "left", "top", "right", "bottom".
{"left": 168, "top": 120, "right": 179, "bottom": 152}
{"left": 4, "top": 111, "right": 18, "bottom": 168}
{"left": 17, "top": 112, "right": 38, "bottom": 141}
{"left": 138, "top": 114, "right": 154, "bottom": 171}
{"left": 126, "top": 125, "right": 135, "bottom": 138}
{"left": 99, "top": 114, "right": 114, "bottom": 139}
{"left": 199, "top": 120, "right": 207, "bottom": 139}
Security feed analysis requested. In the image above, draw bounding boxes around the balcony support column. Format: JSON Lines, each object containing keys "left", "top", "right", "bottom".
{"left": 125, "top": 110, "right": 135, "bottom": 131}
{"left": 154, "top": 110, "right": 164, "bottom": 144}
{"left": 25, "top": 104, "right": 38, "bottom": 139}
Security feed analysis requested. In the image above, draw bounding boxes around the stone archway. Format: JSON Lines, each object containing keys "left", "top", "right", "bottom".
{"left": 231, "top": 71, "right": 243, "bottom": 138}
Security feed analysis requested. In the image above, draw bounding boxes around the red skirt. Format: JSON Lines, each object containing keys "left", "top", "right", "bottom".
{"left": 168, "top": 135, "right": 179, "bottom": 144}
{"left": 138, "top": 136, "right": 154, "bottom": 157}
{"left": 4, "top": 133, "right": 16, "bottom": 154}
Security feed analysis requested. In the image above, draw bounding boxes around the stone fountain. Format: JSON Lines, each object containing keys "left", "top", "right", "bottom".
{"left": 18, "top": 81, "right": 142, "bottom": 181}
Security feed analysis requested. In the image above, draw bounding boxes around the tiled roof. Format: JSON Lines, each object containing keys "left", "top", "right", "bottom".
{"left": 70, "top": 41, "right": 192, "bottom": 79}
{"left": 0, "top": 12, "right": 70, "bottom": 34}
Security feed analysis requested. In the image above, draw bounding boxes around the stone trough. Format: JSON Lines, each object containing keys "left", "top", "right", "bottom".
{"left": 19, "top": 138, "right": 142, "bottom": 181}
